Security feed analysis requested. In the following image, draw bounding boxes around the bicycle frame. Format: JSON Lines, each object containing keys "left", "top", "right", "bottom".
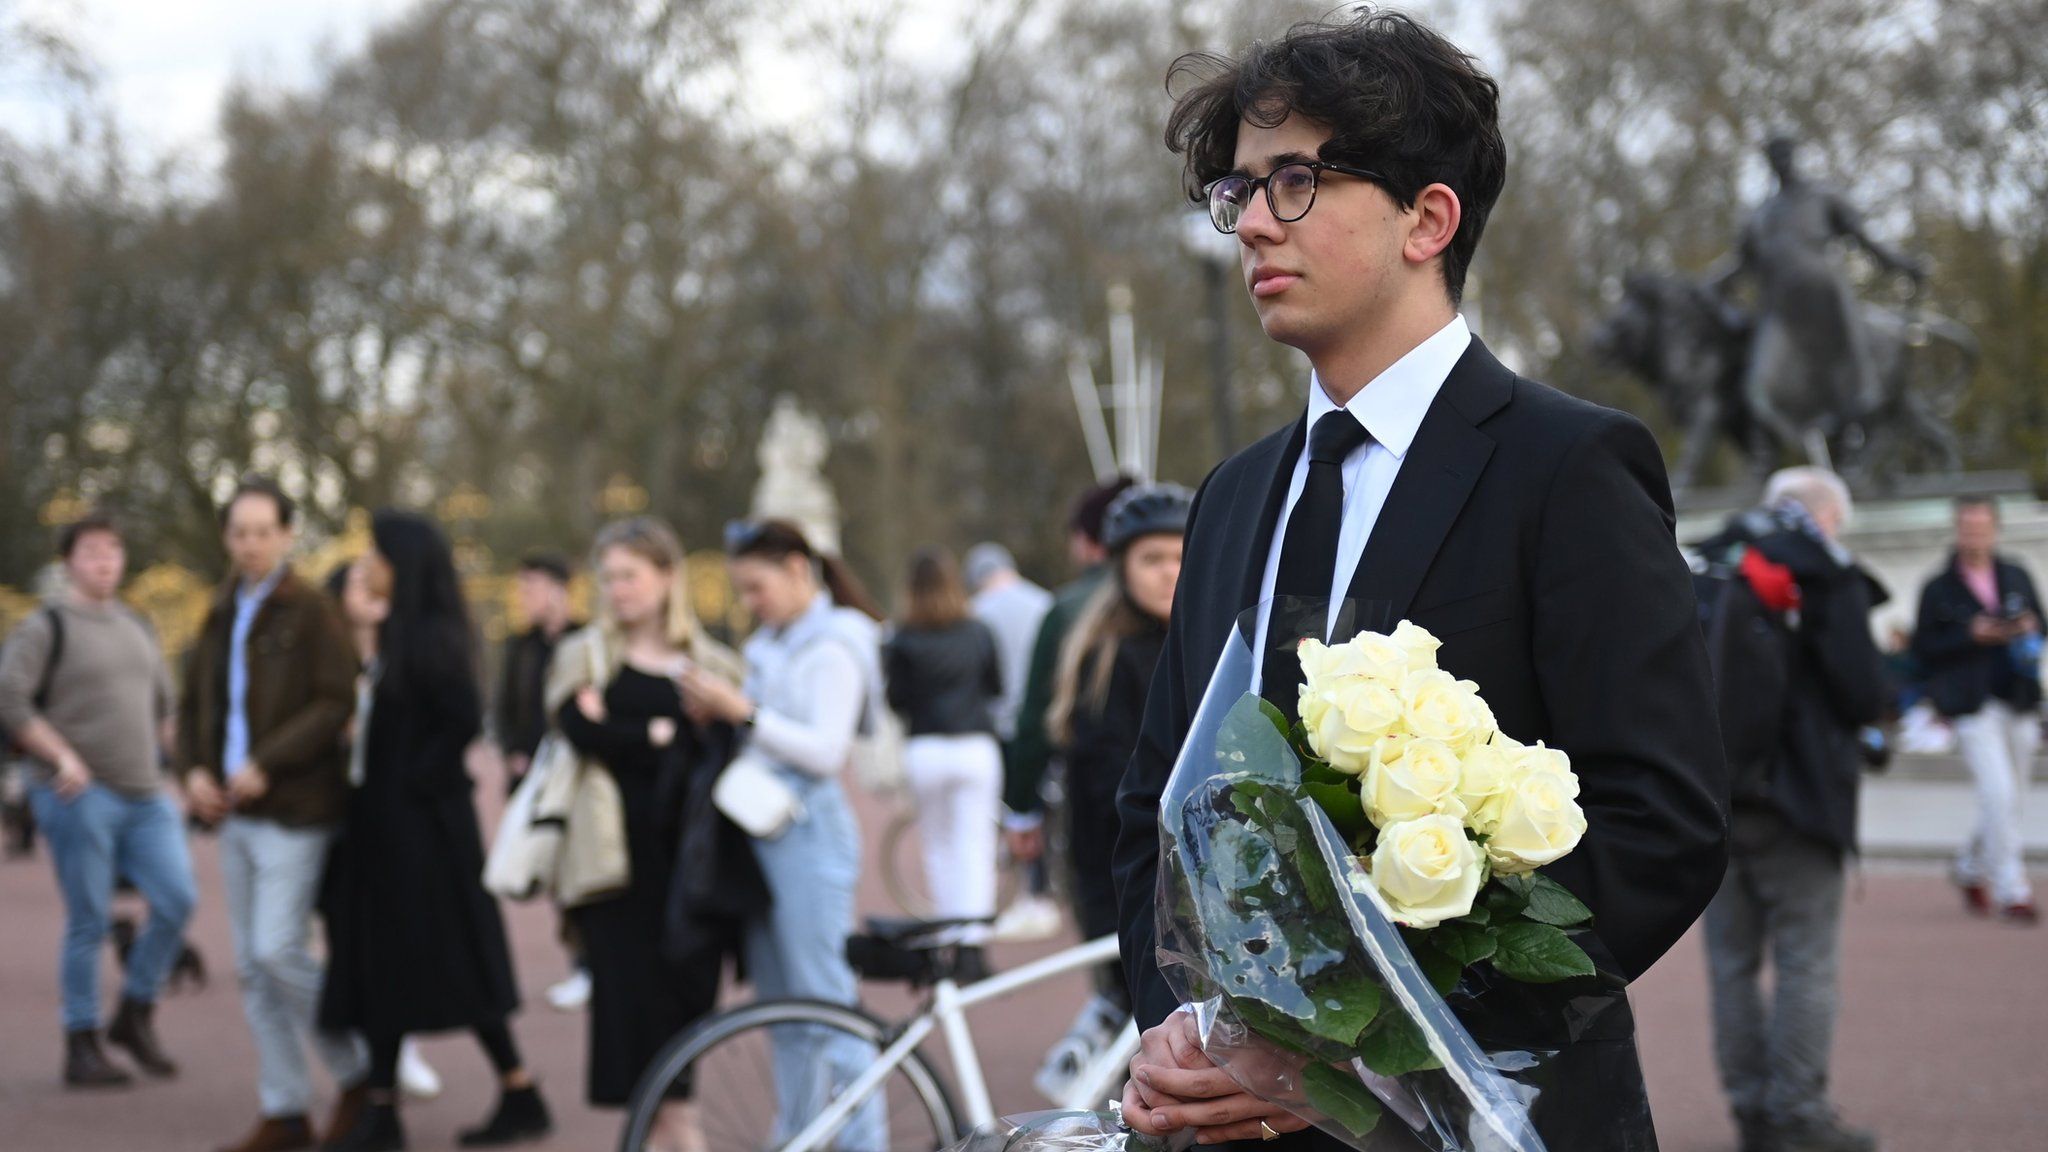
{"left": 780, "top": 933, "right": 1139, "bottom": 1152}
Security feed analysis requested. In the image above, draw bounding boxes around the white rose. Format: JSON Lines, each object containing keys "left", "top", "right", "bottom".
{"left": 1455, "top": 737, "right": 1517, "bottom": 835}
{"left": 1505, "top": 740, "right": 1579, "bottom": 798}
{"left": 1300, "top": 676, "right": 1404, "bottom": 774}
{"left": 1362, "top": 814, "right": 1487, "bottom": 928}
{"left": 1401, "top": 669, "right": 1495, "bottom": 755}
{"left": 1388, "top": 620, "right": 1443, "bottom": 673}
{"left": 1485, "top": 765, "right": 1589, "bottom": 874}
{"left": 1362, "top": 738, "right": 1466, "bottom": 826}
{"left": 1304, "top": 632, "right": 1409, "bottom": 692}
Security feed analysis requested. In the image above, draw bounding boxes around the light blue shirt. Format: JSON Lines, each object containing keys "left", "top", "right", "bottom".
{"left": 222, "top": 565, "right": 286, "bottom": 777}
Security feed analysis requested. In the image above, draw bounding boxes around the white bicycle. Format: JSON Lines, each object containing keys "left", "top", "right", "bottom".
{"left": 618, "top": 920, "right": 1139, "bottom": 1151}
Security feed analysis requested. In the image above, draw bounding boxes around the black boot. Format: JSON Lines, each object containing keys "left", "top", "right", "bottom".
{"left": 457, "top": 1085, "right": 552, "bottom": 1146}
{"left": 64, "top": 1029, "right": 132, "bottom": 1088}
{"left": 322, "top": 1099, "right": 404, "bottom": 1152}
{"left": 107, "top": 997, "right": 178, "bottom": 1077}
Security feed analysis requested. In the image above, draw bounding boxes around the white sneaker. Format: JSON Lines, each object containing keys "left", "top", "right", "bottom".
{"left": 398, "top": 1038, "right": 442, "bottom": 1100}
{"left": 546, "top": 968, "right": 592, "bottom": 1011}
{"left": 991, "top": 894, "right": 1063, "bottom": 943}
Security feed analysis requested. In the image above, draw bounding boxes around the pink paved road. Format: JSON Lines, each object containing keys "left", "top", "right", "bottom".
{"left": 1, "top": 765, "right": 2042, "bottom": 1151}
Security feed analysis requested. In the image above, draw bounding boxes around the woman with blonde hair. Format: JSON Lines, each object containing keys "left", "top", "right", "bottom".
{"left": 547, "top": 517, "right": 752, "bottom": 1152}
{"left": 1047, "top": 484, "right": 1189, "bottom": 1016}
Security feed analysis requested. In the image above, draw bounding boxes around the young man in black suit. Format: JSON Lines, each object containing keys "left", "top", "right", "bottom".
{"left": 1112, "top": 12, "right": 1729, "bottom": 1149}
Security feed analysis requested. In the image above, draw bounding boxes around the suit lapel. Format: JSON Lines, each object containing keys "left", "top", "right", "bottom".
{"left": 1343, "top": 339, "right": 1515, "bottom": 625}
{"left": 1232, "top": 415, "right": 1307, "bottom": 611}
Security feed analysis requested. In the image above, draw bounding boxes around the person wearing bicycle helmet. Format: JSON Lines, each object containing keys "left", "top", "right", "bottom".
{"left": 1047, "top": 484, "right": 1190, "bottom": 1018}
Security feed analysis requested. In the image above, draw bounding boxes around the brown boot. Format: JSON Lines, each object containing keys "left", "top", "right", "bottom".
{"left": 323, "top": 1082, "right": 371, "bottom": 1147}
{"left": 106, "top": 997, "right": 177, "bottom": 1077}
{"left": 63, "top": 1029, "right": 131, "bottom": 1088}
{"left": 214, "top": 1115, "right": 315, "bottom": 1152}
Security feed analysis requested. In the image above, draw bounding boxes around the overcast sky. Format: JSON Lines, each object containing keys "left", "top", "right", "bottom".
{"left": 1, "top": 0, "right": 414, "bottom": 157}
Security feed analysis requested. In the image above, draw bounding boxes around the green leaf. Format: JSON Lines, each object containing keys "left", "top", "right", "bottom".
{"left": 1225, "top": 995, "right": 1319, "bottom": 1058}
{"left": 1482, "top": 876, "right": 1532, "bottom": 921}
{"left": 1355, "top": 1007, "right": 1441, "bottom": 1077}
{"left": 1431, "top": 920, "right": 1499, "bottom": 969}
{"left": 1301, "top": 1062, "right": 1383, "bottom": 1139}
{"left": 1301, "top": 759, "right": 1352, "bottom": 787}
{"left": 1408, "top": 940, "right": 1465, "bottom": 995}
{"left": 1304, "top": 781, "right": 1369, "bottom": 838}
{"left": 1298, "top": 970, "right": 1383, "bottom": 1047}
{"left": 1454, "top": 905, "right": 1491, "bottom": 926}
{"left": 1522, "top": 873, "right": 1595, "bottom": 927}
{"left": 1490, "top": 922, "right": 1598, "bottom": 983}
{"left": 1215, "top": 695, "right": 1303, "bottom": 784}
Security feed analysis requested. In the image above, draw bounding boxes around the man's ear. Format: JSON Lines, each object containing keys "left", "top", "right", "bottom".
{"left": 1403, "top": 183, "right": 1462, "bottom": 269}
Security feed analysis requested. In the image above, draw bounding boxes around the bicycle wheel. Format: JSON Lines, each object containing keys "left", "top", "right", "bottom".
{"left": 882, "top": 807, "right": 1022, "bottom": 919}
{"left": 619, "top": 998, "right": 962, "bottom": 1152}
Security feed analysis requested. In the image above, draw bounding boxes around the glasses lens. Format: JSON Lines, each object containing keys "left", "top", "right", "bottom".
{"left": 1208, "top": 176, "right": 1250, "bottom": 232}
{"left": 1269, "top": 163, "right": 1318, "bottom": 222}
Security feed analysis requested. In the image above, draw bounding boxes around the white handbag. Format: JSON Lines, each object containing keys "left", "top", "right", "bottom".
{"left": 713, "top": 750, "right": 804, "bottom": 840}
{"left": 482, "top": 732, "right": 573, "bottom": 901}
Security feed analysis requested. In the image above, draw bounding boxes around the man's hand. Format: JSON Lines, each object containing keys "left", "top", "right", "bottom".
{"left": 1123, "top": 1011, "right": 1315, "bottom": 1144}
{"left": 1970, "top": 614, "right": 2015, "bottom": 646}
{"left": 184, "top": 770, "right": 226, "bottom": 824}
{"left": 576, "top": 686, "right": 608, "bottom": 723}
{"left": 2015, "top": 611, "right": 2040, "bottom": 637}
{"left": 648, "top": 718, "right": 678, "bottom": 748}
{"left": 228, "top": 762, "right": 269, "bottom": 805}
{"left": 51, "top": 752, "right": 91, "bottom": 801}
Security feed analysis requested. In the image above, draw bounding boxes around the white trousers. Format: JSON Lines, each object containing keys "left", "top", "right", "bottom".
{"left": 903, "top": 732, "right": 1003, "bottom": 944}
{"left": 1953, "top": 699, "right": 2039, "bottom": 906}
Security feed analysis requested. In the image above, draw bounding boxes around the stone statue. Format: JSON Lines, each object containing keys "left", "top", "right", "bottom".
{"left": 1591, "top": 134, "right": 1975, "bottom": 496}
{"left": 749, "top": 396, "right": 842, "bottom": 555}
{"left": 1706, "top": 134, "right": 1927, "bottom": 462}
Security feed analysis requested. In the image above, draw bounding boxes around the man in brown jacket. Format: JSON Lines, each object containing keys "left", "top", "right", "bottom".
{"left": 179, "top": 477, "right": 369, "bottom": 1152}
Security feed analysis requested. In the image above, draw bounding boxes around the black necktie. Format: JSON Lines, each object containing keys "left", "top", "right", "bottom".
{"left": 1263, "top": 410, "right": 1372, "bottom": 722}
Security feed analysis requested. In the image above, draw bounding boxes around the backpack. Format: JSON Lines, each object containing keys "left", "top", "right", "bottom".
{"left": 1691, "top": 545, "right": 1799, "bottom": 803}
{"left": 1, "top": 607, "right": 66, "bottom": 756}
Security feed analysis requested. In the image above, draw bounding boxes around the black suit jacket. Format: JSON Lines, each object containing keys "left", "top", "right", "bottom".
{"left": 1111, "top": 339, "right": 1729, "bottom": 1152}
{"left": 1912, "top": 554, "right": 2045, "bottom": 719}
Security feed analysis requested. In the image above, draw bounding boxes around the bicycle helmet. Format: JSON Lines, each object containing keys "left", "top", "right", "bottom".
{"left": 1101, "top": 482, "right": 1193, "bottom": 553}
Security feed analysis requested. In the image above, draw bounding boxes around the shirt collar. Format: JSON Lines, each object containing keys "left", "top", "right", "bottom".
{"left": 1305, "top": 314, "right": 1471, "bottom": 461}
{"left": 237, "top": 564, "right": 287, "bottom": 607}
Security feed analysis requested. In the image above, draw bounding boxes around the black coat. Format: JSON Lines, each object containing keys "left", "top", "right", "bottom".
{"left": 1912, "top": 554, "right": 2045, "bottom": 719}
{"left": 1111, "top": 339, "right": 1729, "bottom": 1152}
{"left": 884, "top": 619, "right": 1003, "bottom": 737}
{"left": 320, "top": 660, "right": 519, "bottom": 1037}
{"left": 1748, "top": 528, "right": 1892, "bottom": 853}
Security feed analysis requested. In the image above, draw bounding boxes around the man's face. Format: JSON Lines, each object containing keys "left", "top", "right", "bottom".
{"left": 223, "top": 494, "right": 294, "bottom": 583}
{"left": 1956, "top": 506, "right": 1999, "bottom": 556}
{"left": 65, "top": 531, "right": 126, "bottom": 601}
{"left": 1231, "top": 114, "right": 1410, "bottom": 355}
{"left": 516, "top": 571, "right": 568, "bottom": 626}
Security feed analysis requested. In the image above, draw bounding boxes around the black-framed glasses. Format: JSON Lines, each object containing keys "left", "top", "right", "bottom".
{"left": 1204, "top": 160, "right": 1388, "bottom": 234}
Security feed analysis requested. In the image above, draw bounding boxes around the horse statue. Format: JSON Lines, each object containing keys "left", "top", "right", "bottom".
{"left": 1590, "top": 269, "right": 1974, "bottom": 496}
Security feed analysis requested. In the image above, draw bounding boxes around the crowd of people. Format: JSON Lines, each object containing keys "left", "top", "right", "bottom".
{"left": 0, "top": 464, "right": 1206, "bottom": 1152}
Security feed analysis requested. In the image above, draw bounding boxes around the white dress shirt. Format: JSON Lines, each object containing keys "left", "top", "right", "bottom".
{"left": 1250, "top": 315, "right": 1473, "bottom": 690}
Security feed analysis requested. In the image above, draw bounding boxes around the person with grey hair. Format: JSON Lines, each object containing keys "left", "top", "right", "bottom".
{"left": 1692, "top": 468, "right": 1891, "bottom": 1152}
{"left": 963, "top": 543, "right": 1053, "bottom": 746}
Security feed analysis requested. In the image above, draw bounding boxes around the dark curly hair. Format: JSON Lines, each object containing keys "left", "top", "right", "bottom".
{"left": 1164, "top": 8, "right": 1505, "bottom": 305}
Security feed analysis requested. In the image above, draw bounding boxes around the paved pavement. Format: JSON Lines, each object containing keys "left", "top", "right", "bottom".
{"left": 1, "top": 755, "right": 2043, "bottom": 1151}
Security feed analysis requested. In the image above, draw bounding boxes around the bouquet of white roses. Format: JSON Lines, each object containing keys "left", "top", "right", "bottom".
{"left": 1147, "top": 602, "right": 1615, "bottom": 1151}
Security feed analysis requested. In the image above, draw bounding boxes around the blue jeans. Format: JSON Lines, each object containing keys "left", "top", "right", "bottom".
{"left": 29, "top": 783, "right": 198, "bottom": 1032}
{"left": 746, "top": 776, "right": 885, "bottom": 1149}
{"left": 219, "top": 815, "right": 368, "bottom": 1118}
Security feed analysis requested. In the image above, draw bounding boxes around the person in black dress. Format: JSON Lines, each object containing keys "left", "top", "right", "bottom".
{"left": 1047, "top": 484, "right": 1189, "bottom": 1013}
{"left": 549, "top": 517, "right": 750, "bottom": 1152}
{"left": 319, "top": 511, "right": 549, "bottom": 1151}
